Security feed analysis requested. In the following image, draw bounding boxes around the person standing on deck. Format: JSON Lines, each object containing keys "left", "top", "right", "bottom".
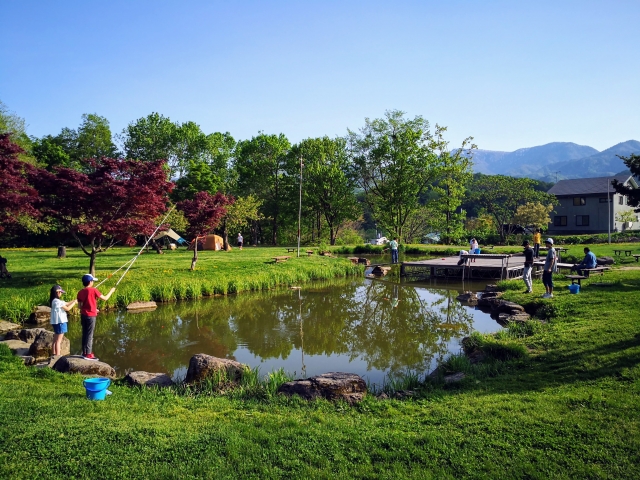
{"left": 522, "top": 240, "right": 534, "bottom": 293}
{"left": 533, "top": 230, "right": 542, "bottom": 259}
{"left": 542, "top": 238, "right": 557, "bottom": 298}
{"left": 389, "top": 238, "right": 399, "bottom": 264}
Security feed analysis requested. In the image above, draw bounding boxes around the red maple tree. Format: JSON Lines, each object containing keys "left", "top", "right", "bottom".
{"left": 34, "top": 158, "right": 173, "bottom": 274}
{"left": 178, "top": 191, "right": 233, "bottom": 270}
{"left": 0, "top": 133, "right": 40, "bottom": 233}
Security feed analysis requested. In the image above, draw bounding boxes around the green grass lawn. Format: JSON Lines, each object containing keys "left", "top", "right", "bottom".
{"left": 1, "top": 244, "right": 639, "bottom": 478}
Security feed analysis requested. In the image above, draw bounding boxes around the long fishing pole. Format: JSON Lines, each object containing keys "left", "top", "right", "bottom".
{"left": 97, "top": 205, "right": 176, "bottom": 288}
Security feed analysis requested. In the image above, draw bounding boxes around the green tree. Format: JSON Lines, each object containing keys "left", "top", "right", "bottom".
{"left": 122, "top": 112, "right": 177, "bottom": 168}
{"left": 512, "top": 202, "right": 554, "bottom": 230}
{"left": 221, "top": 195, "right": 264, "bottom": 249}
{"left": 613, "top": 154, "right": 640, "bottom": 211}
{"left": 31, "top": 135, "right": 72, "bottom": 170}
{"left": 290, "top": 137, "right": 359, "bottom": 245}
{"left": 74, "top": 113, "right": 119, "bottom": 161}
{"left": 428, "top": 126, "right": 475, "bottom": 244}
{"left": 348, "top": 110, "right": 439, "bottom": 242}
{"left": 0, "top": 100, "right": 33, "bottom": 161}
{"left": 470, "top": 175, "right": 556, "bottom": 242}
{"left": 234, "top": 133, "right": 292, "bottom": 245}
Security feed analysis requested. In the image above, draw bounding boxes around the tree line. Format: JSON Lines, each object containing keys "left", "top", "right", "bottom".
{"left": 2, "top": 100, "right": 564, "bottom": 267}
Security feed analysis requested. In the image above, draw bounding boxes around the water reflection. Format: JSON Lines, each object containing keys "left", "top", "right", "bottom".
{"left": 63, "top": 278, "right": 500, "bottom": 384}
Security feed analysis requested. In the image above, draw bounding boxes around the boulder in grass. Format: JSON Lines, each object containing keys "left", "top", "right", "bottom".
{"left": 0, "top": 320, "right": 21, "bottom": 335}
{"left": 125, "top": 371, "right": 174, "bottom": 388}
{"left": 0, "top": 339, "right": 32, "bottom": 356}
{"left": 5, "top": 328, "right": 46, "bottom": 343}
{"left": 185, "top": 354, "right": 246, "bottom": 384}
{"left": 277, "top": 372, "right": 367, "bottom": 404}
{"left": 52, "top": 356, "right": 116, "bottom": 378}
{"left": 19, "top": 355, "right": 36, "bottom": 366}
{"left": 28, "top": 306, "right": 51, "bottom": 324}
{"left": 28, "top": 330, "right": 70, "bottom": 361}
{"left": 597, "top": 256, "right": 615, "bottom": 266}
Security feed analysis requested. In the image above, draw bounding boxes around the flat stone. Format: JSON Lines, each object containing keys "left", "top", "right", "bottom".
{"left": 28, "top": 330, "right": 70, "bottom": 361}
{"left": 597, "top": 256, "right": 614, "bottom": 266}
{"left": 494, "top": 300, "right": 525, "bottom": 314}
{"left": 19, "top": 355, "right": 36, "bottom": 366}
{"left": 0, "top": 320, "right": 21, "bottom": 335}
{"left": 278, "top": 372, "right": 367, "bottom": 404}
{"left": 28, "top": 306, "right": 51, "bottom": 324}
{"left": 444, "top": 372, "right": 466, "bottom": 384}
{"left": 456, "top": 292, "right": 478, "bottom": 304}
{"left": 0, "top": 339, "right": 32, "bottom": 356}
{"left": 185, "top": 354, "right": 246, "bottom": 384}
{"left": 52, "top": 356, "right": 116, "bottom": 378}
{"left": 371, "top": 266, "right": 391, "bottom": 276}
{"left": 125, "top": 371, "right": 174, "bottom": 388}
{"left": 126, "top": 301, "right": 157, "bottom": 310}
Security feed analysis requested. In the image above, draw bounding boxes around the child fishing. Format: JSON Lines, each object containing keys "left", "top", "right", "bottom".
{"left": 49, "top": 285, "right": 77, "bottom": 356}
{"left": 77, "top": 274, "right": 115, "bottom": 360}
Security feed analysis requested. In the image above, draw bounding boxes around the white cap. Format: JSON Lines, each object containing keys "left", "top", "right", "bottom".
{"left": 545, "top": 238, "right": 554, "bottom": 244}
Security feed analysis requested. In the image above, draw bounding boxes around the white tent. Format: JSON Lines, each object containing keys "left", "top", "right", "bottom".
{"left": 153, "top": 229, "right": 187, "bottom": 245}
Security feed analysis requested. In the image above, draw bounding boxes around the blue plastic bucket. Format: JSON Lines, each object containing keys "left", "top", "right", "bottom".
{"left": 568, "top": 284, "right": 580, "bottom": 294}
{"left": 83, "top": 377, "right": 111, "bottom": 401}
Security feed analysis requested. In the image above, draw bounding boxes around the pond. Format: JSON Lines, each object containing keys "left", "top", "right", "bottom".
{"left": 60, "top": 277, "right": 501, "bottom": 387}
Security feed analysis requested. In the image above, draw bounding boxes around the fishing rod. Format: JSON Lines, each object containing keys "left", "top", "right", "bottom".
{"left": 96, "top": 205, "right": 176, "bottom": 288}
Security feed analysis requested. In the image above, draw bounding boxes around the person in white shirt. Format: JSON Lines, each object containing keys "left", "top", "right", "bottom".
{"left": 48, "top": 285, "right": 77, "bottom": 356}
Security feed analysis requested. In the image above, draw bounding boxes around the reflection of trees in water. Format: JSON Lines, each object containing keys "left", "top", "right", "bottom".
{"left": 74, "top": 280, "right": 474, "bottom": 375}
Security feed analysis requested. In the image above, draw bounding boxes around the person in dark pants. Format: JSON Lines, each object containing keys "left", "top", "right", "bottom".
{"left": 76, "top": 274, "right": 115, "bottom": 361}
{"left": 571, "top": 247, "right": 597, "bottom": 275}
{"left": 522, "top": 240, "right": 534, "bottom": 293}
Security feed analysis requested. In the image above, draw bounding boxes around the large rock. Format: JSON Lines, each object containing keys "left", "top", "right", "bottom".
{"left": 19, "top": 356, "right": 36, "bottom": 366}
{"left": 0, "top": 320, "right": 21, "bottom": 335}
{"left": 0, "top": 339, "right": 32, "bottom": 356}
{"left": 126, "top": 301, "right": 157, "bottom": 311}
{"left": 125, "top": 371, "right": 174, "bottom": 388}
{"left": 494, "top": 300, "right": 525, "bottom": 314}
{"left": 28, "top": 306, "right": 51, "bottom": 324}
{"left": 597, "top": 256, "right": 615, "bottom": 266}
{"left": 52, "top": 356, "right": 116, "bottom": 378}
{"left": 5, "top": 328, "right": 46, "bottom": 343}
{"left": 456, "top": 292, "right": 478, "bottom": 305}
{"left": 277, "top": 372, "right": 367, "bottom": 404}
{"left": 497, "top": 312, "right": 531, "bottom": 324}
{"left": 185, "top": 354, "right": 245, "bottom": 384}
{"left": 28, "top": 330, "right": 70, "bottom": 361}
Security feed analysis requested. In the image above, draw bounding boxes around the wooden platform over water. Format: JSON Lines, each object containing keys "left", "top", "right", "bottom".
{"left": 401, "top": 254, "right": 530, "bottom": 281}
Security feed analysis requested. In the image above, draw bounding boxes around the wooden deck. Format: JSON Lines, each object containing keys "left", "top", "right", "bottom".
{"left": 401, "top": 254, "right": 532, "bottom": 281}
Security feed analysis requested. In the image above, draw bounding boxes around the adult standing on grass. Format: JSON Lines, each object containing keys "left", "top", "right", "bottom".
{"left": 522, "top": 240, "right": 534, "bottom": 293}
{"left": 49, "top": 285, "right": 76, "bottom": 356}
{"left": 237, "top": 233, "right": 243, "bottom": 250}
{"left": 77, "top": 274, "right": 115, "bottom": 360}
{"left": 533, "top": 230, "right": 542, "bottom": 259}
{"left": 389, "top": 237, "right": 399, "bottom": 264}
{"left": 542, "top": 238, "right": 557, "bottom": 298}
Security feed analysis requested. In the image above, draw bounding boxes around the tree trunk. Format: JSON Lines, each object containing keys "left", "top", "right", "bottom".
{"left": 89, "top": 250, "right": 97, "bottom": 277}
{"left": 272, "top": 216, "right": 278, "bottom": 245}
{"left": 251, "top": 219, "right": 258, "bottom": 246}
{"left": 330, "top": 226, "right": 336, "bottom": 246}
{"left": 222, "top": 219, "right": 229, "bottom": 251}
{"left": 191, "top": 239, "right": 198, "bottom": 271}
{"left": 151, "top": 240, "right": 163, "bottom": 254}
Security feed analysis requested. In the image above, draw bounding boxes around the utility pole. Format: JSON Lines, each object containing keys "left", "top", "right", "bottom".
{"left": 608, "top": 178, "right": 611, "bottom": 244}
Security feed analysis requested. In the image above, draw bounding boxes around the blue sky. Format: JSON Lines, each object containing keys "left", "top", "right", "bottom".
{"left": 1, "top": 0, "right": 638, "bottom": 152}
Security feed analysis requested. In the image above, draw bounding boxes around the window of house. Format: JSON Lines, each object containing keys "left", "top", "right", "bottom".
{"left": 576, "top": 215, "right": 589, "bottom": 226}
{"left": 599, "top": 197, "right": 610, "bottom": 203}
{"left": 619, "top": 196, "right": 625, "bottom": 205}
{"left": 554, "top": 216, "right": 567, "bottom": 226}
{"left": 573, "top": 197, "right": 586, "bottom": 206}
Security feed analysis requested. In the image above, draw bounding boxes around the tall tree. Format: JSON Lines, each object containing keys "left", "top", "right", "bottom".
{"left": 31, "top": 135, "right": 73, "bottom": 171}
{"left": 34, "top": 158, "right": 173, "bottom": 274}
{"left": 0, "top": 134, "right": 39, "bottom": 233}
{"left": 470, "top": 174, "right": 556, "bottom": 242}
{"left": 290, "top": 137, "right": 359, "bottom": 245}
{"left": 347, "top": 110, "right": 439, "bottom": 241}
{"left": 428, "top": 126, "right": 475, "bottom": 244}
{"left": 234, "top": 133, "right": 292, "bottom": 245}
{"left": 74, "top": 113, "right": 119, "bottom": 161}
{"left": 613, "top": 154, "right": 640, "bottom": 210}
{"left": 178, "top": 191, "right": 232, "bottom": 270}
{"left": 0, "top": 100, "right": 32, "bottom": 158}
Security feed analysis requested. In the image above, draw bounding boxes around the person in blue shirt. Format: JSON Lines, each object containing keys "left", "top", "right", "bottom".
{"left": 572, "top": 247, "right": 597, "bottom": 275}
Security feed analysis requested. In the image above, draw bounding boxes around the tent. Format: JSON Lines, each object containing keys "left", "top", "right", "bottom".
{"left": 188, "top": 234, "right": 228, "bottom": 251}
{"left": 153, "top": 228, "right": 188, "bottom": 246}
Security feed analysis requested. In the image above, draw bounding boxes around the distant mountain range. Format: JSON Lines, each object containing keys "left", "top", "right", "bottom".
{"left": 470, "top": 140, "right": 640, "bottom": 181}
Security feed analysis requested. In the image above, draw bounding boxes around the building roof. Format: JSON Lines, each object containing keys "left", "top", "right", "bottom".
{"left": 547, "top": 174, "right": 637, "bottom": 196}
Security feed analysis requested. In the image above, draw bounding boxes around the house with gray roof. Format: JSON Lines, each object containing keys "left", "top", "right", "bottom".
{"left": 546, "top": 174, "right": 639, "bottom": 234}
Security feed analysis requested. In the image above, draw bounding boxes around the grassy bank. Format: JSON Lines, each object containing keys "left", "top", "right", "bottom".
{"left": 1, "top": 249, "right": 639, "bottom": 477}
{"left": 0, "top": 246, "right": 362, "bottom": 323}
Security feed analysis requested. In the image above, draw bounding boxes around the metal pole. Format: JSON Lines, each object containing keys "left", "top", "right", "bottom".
{"left": 297, "top": 156, "right": 303, "bottom": 257}
{"left": 608, "top": 178, "right": 611, "bottom": 244}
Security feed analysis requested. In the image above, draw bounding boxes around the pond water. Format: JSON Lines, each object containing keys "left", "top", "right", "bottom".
{"left": 60, "top": 277, "right": 501, "bottom": 386}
